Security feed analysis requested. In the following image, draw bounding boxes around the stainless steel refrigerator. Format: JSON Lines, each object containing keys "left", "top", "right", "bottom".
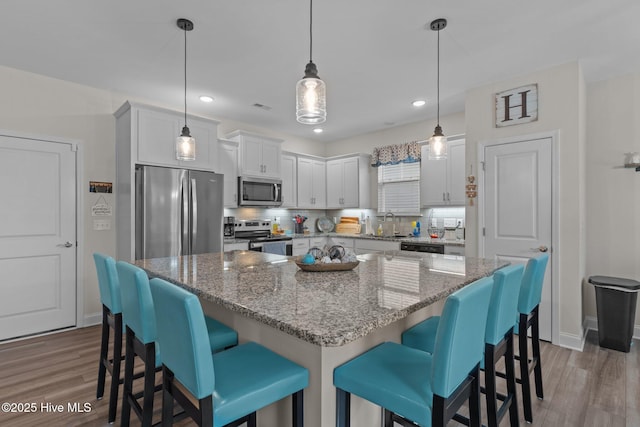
{"left": 135, "top": 165, "right": 224, "bottom": 259}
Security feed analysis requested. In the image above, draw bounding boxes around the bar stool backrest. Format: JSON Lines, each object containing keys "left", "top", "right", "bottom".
{"left": 149, "top": 278, "right": 215, "bottom": 400}
{"left": 94, "top": 253, "right": 122, "bottom": 314}
{"left": 116, "top": 261, "right": 157, "bottom": 345}
{"left": 485, "top": 264, "right": 525, "bottom": 345}
{"left": 431, "top": 276, "right": 493, "bottom": 398}
{"left": 518, "top": 254, "right": 549, "bottom": 315}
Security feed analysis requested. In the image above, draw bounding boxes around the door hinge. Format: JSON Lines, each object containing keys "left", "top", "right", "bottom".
{"left": 481, "top": 161, "right": 485, "bottom": 171}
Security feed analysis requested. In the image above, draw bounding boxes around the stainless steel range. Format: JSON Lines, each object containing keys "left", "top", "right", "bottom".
{"left": 234, "top": 219, "right": 293, "bottom": 255}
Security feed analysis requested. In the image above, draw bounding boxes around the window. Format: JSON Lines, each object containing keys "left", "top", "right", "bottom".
{"left": 377, "top": 162, "right": 420, "bottom": 215}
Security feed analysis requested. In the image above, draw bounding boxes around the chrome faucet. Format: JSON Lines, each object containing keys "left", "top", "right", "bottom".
{"left": 384, "top": 212, "right": 395, "bottom": 222}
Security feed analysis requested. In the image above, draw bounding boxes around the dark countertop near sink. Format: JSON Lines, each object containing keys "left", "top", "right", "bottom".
{"left": 287, "top": 232, "right": 465, "bottom": 247}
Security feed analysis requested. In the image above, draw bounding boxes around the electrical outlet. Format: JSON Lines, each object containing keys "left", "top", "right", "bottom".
{"left": 93, "top": 219, "right": 111, "bottom": 231}
{"left": 444, "top": 218, "right": 457, "bottom": 228}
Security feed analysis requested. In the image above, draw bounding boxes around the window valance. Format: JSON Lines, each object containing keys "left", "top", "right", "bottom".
{"left": 370, "top": 141, "right": 421, "bottom": 167}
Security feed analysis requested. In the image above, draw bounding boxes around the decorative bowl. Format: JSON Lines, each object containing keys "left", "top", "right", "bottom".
{"left": 294, "top": 258, "right": 359, "bottom": 272}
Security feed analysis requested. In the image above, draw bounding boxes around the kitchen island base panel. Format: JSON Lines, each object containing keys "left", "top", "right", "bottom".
{"left": 200, "top": 298, "right": 445, "bottom": 427}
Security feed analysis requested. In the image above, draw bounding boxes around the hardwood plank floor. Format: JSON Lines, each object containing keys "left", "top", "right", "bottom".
{"left": 0, "top": 325, "right": 637, "bottom": 426}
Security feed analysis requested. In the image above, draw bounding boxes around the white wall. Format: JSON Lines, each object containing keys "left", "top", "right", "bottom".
{"left": 584, "top": 72, "right": 640, "bottom": 328}
{"left": 465, "top": 62, "right": 587, "bottom": 348}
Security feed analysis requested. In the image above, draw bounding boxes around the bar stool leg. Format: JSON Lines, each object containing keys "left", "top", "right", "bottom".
{"left": 531, "top": 307, "right": 544, "bottom": 400}
{"left": 121, "top": 328, "right": 135, "bottom": 427}
{"left": 107, "top": 313, "right": 123, "bottom": 423}
{"left": 505, "top": 334, "right": 519, "bottom": 427}
{"left": 96, "top": 306, "right": 109, "bottom": 400}
{"left": 485, "top": 344, "right": 499, "bottom": 427}
{"left": 518, "top": 314, "right": 533, "bottom": 423}
{"left": 141, "top": 343, "right": 156, "bottom": 427}
{"left": 336, "top": 388, "right": 350, "bottom": 427}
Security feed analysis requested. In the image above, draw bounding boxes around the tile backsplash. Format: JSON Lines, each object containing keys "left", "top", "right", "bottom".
{"left": 224, "top": 206, "right": 465, "bottom": 236}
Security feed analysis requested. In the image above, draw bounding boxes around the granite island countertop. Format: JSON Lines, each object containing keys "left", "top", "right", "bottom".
{"left": 135, "top": 251, "right": 505, "bottom": 347}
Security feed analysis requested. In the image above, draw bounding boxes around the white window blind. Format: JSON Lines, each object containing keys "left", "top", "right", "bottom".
{"left": 377, "top": 162, "right": 420, "bottom": 215}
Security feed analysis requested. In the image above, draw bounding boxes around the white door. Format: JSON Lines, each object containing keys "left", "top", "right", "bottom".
{"left": 0, "top": 135, "right": 77, "bottom": 341}
{"left": 483, "top": 137, "right": 553, "bottom": 341}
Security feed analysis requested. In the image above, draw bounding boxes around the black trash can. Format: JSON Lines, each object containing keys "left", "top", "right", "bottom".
{"left": 588, "top": 275, "right": 640, "bottom": 352}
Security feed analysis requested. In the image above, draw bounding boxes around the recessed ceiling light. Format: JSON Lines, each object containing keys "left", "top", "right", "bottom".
{"left": 412, "top": 100, "right": 426, "bottom": 107}
{"left": 313, "top": 128, "right": 323, "bottom": 133}
{"left": 199, "top": 95, "right": 214, "bottom": 103}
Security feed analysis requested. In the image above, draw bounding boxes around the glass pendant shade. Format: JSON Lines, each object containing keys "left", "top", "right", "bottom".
{"left": 428, "top": 125, "right": 448, "bottom": 160}
{"left": 296, "top": 62, "right": 326, "bottom": 124}
{"left": 176, "top": 125, "right": 195, "bottom": 161}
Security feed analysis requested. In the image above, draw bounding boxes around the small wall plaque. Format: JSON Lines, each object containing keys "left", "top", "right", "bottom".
{"left": 495, "top": 84, "right": 538, "bottom": 127}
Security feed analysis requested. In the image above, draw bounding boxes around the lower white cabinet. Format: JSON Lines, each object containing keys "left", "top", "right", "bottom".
{"left": 328, "top": 237, "right": 355, "bottom": 250}
{"left": 309, "top": 237, "right": 327, "bottom": 250}
{"left": 355, "top": 239, "right": 400, "bottom": 254}
{"left": 224, "top": 241, "right": 248, "bottom": 252}
{"left": 292, "top": 238, "right": 310, "bottom": 256}
{"left": 444, "top": 245, "right": 465, "bottom": 256}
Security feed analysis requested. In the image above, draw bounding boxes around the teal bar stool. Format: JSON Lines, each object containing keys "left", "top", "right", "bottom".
{"left": 149, "top": 277, "right": 309, "bottom": 427}
{"left": 116, "top": 262, "right": 239, "bottom": 427}
{"left": 402, "top": 265, "right": 524, "bottom": 427}
{"left": 93, "top": 253, "right": 124, "bottom": 424}
{"left": 513, "top": 253, "right": 549, "bottom": 423}
{"left": 334, "top": 276, "right": 493, "bottom": 427}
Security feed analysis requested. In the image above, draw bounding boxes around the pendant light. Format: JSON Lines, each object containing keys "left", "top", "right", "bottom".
{"left": 176, "top": 18, "right": 195, "bottom": 161}
{"left": 428, "top": 18, "right": 447, "bottom": 160}
{"left": 296, "top": 0, "right": 326, "bottom": 125}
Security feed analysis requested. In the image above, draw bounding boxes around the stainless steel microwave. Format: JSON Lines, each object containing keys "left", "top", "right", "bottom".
{"left": 238, "top": 176, "right": 283, "bottom": 207}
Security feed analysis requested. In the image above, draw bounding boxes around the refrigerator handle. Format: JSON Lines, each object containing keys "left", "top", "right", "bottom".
{"left": 191, "top": 178, "right": 197, "bottom": 253}
{"left": 135, "top": 166, "right": 145, "bottom": 260}
{"left": 181, "top": 175, "right": 189, "bottom": 256}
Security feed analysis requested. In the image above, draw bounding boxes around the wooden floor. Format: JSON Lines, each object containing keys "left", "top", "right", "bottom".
{"left": 0, "top": 325, "right": 638, "bottom": 426}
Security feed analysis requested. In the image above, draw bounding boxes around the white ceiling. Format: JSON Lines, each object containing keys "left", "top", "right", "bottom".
{"left": 2, "top": 0, "right": 639, "bottom": 142}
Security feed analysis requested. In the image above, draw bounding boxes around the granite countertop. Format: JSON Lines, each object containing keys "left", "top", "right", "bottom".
{"left": 136, "top": 251, "right": 503, "bottom": 347}
{"left": 290, "top": 232, "right": 466, "bottom": 247}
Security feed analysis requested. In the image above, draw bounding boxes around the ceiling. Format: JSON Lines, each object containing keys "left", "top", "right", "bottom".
{"left": 2, "top": 0, "right": 639, "bottom": 142}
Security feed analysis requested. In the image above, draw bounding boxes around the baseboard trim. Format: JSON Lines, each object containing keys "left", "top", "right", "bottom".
{"left": 585, "top": 315, "right": 640, "bottom": 340}
{"left": 558, "top": 325, "right": 586, "bottom": 352}
{"left": 83, "top": 312, "right": 102, "bottom": 327}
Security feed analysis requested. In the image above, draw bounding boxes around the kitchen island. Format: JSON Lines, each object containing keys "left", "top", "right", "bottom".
{"left": 135, "top": 251, "right": 506, "bottom": 426}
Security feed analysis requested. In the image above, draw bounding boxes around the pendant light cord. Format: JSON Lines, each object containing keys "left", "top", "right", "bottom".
{"left": 309, "top": 0, "right": 313, "bottom": 63}
{"left": 436, "top": 27, "right": 440, "bottom": 127}
{"left": 184, "top": 25, "right": 188, "bottom": 127}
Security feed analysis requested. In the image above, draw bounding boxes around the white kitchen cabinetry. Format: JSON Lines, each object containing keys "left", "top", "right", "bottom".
{"left": 326, "top": 154, "right": 370, "bottom": 209}
{"left": 309, "top": 237, "right": 327, "bottom": 249}
{"left": 218, "top": 139, "right": 239, "bottom": 208}
{"left": 420, "top": 140, "right": 465, "bottom": 206}
{"left": 224, "top": 241, "right": 249, "bottom": 252}
{"left": 444, "top": 245, "right": 465, "bottom": 256}
{"left": 292, "top": 238, "right": 310, "bottom": 256}
{"left": 355, "top": 239, "right": 400, "bottom": 254}
{"left": 328, "top": 237, "right": 355, "bottom": 250}
{"left": 297, "top": 156, "right": 326, "bottom": 209}
{"left": 115, "top": 101, "right": 219, "bottom": 171}
{"left": 281, "top": 153, "right": 297, "bottom": 208}
{"left": 225, "top": 130, "right": 282, "bottom": 178}
{"left": 114, "top": 101, "right": 220, "bottom": 260}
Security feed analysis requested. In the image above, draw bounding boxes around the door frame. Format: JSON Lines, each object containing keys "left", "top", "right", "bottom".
{"left": 0, "top": 128, "right": 84, "bottom": 332}
{"left": 477, "top": 130, "right": 560, "bottom": 345}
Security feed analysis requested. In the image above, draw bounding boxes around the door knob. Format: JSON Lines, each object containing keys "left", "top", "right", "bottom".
{"left": 531, "top": 245, "right": 548, "bottom": 252}
{"left": 59, "top": 241, "right": 74, "bottom": 248}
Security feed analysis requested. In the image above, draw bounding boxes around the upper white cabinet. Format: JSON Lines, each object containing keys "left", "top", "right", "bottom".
{"left": 225, "top": 130, "right": 282, "bottom": 178}
{"left": 326, "top": 154, "right": 370, "bottom": 209}
{"left": 421, "top": 140, "right": 465, "bottom": 206}
{"left": 281, "top": 152, "right": 297, "bottom": 208}
{"left": 115, "top": 101, "right": 219, "bottom": 171}
{"left": 218, "top": 139, "right": 239, "bottom": 208}
{"left": 297, "top": 156, "right": 326, "bottom": 209}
